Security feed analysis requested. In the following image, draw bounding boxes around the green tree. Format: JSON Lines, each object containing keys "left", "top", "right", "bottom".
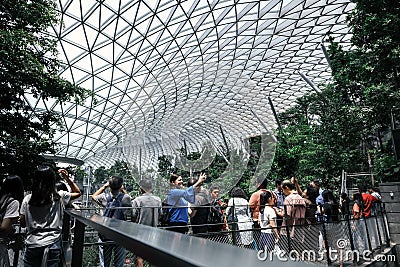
{"left": 268, "top": 0, "right": 400, "bottom": 189}
{"left": 155, "top": 138, "right": 263, "bottom": 199}
{"left": 326, "top": 0, "right": 400, "bottom": 183}
{"left": 72, "top": 166, "right": 87, "bottom": 185}
{"left": 0, "top": 0, "right": 90, "bottom": 187}
{"left": 92, "top": 161, "right": 141, "bottom": 197}
{"left": 93, "top": 166, "right": 108, "bottom": 186}
{"left": 270, "top": 89, "right": 368, "bottom": 190}
{"left": 157, "top": 155, "right": 176, "bottom": 180}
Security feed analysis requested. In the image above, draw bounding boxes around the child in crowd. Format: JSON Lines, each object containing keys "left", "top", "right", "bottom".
{"left": 259, "top": 191, "right": 279, "bottom": 252}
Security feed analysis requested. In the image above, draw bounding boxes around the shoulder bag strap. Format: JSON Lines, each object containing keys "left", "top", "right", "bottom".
{"left": 246, "top": 199, "right": 250, "bottom": 217}
{"left": 168, "top": 196, "right": 181, "bottom": 217}
{"left": 232, "top": 198, "right": 236, "bottom": 219}
{"left": 116, "top": 192, "right": 124, "bottom": 201}
{"left": 104, "top": 193, "right": 111, "bottom": 205}
{"left": 169, "top": 192, "right": 181, "bottom": 208}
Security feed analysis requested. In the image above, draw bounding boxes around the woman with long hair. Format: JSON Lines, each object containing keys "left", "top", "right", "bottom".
{"left": 259, "top": 191, "right": 279, "bottom": 252}
{"left": 20, "top": 165, "right": 81, "bottom": 267}
{"left": 0, "top": 175, "right": 24, "bottom": 267}
{"left": 319, "top": 190, "right": 340, "bottom": 223}
{"left": 225, "top": 187, "right": 254, "bottom": 248}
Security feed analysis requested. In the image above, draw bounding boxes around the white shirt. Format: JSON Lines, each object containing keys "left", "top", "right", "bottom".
{"left": 371, "top": 192, "right": 381, "bottom": 200}
{"left": 259, "top": 206, "right": 276, "bottom": 234}
{"left": 20, "top": 191, "right": 71, "bottom": 248}
{"left": 0, "top": 199, "right": 19, "bottom": 243}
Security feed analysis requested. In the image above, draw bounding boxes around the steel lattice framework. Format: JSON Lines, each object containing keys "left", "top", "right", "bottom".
{"left": 32, "top": 0, "right": 354, "bottom": 169}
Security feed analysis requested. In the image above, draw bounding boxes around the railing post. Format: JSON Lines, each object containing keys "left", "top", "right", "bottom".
{"left": 345, "top": 209, "right": 357, "bottom": 265}
{"left": 381, "top": 202, "right": 390, "bottom": 247}
{"left": 346, "top": 210, "right": 355, "bottom": 250}
{"left": 373, "top": 206, "right": 383, "bottom": 250}
{"left": 231, "top": 228, "right": 237, "bottom": 246}
{"left": 62, "top": 211, "right": 71, "bottom": 242}
{"left": 362, "top": 215, "right": 373, "bottom": 252}
{"left": 71, "top": 219, "right": 85, "bottom": 267}
{"left": 283, "top": 205, "right": 292, "bottom": 253}
{"left": 321, "top": 219, "right": 331, "bottom": 266}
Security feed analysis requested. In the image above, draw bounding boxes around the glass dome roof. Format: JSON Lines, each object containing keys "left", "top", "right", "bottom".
{"left": 39, "top": 0, "right": 354, "bottom": 169}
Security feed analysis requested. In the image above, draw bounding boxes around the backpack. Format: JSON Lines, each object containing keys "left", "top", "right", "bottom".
{"left": 207, "top": 200, "right": 224, "bottom": 232}
{"left": 99, "top": 193, "right": 125, "bottom": 241}
{"left": 159, "top": 202, "right": 174, "bottom": 227}
{"left": 103, "top": 193, "right": 126, "bottom": 221}
{"left": 159, "top": 195, "right": 182, "bottom": 227}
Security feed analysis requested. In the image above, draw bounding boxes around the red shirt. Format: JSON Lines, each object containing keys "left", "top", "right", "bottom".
{"left": 249, "top": 189, "right": 267, "bottom": 220}
{"left": 361, "top": 193, "right": 378, "bottom": 218}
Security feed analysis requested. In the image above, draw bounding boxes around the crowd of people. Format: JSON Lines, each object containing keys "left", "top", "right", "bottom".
{"left": 89, "top": 173, "right": 383, "bottom": 266}
{"left": 0, "top": 168, "right": 385, "bottom": 267}
{"left": 152, "top": 174, "right": 383, "bottom": 257}
{"left": 0, "top": 166, "right": 81, "bottom": 267}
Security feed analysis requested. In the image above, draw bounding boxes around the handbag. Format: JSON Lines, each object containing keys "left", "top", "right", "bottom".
{"left": 226, "top": 198, "right": 238, "bottom": 223}
{"left": 160, "top": 197, "right": 180, "bottom": 226}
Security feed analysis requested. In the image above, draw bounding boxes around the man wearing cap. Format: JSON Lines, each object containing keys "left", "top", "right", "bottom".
{"left": 131, "top": 179, "right": 162, "bottom": 267}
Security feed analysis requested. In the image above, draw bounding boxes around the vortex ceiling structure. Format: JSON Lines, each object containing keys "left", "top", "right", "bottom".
{"left": 36, "top": 0, "right": 354, "bottom": 169}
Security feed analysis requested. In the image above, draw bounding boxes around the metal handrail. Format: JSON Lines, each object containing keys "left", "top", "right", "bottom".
{"left": 66, "top": 209, "right": 309, "bottom": 267}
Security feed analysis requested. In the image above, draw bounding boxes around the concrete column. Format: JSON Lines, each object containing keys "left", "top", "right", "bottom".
{"left": 380, "top": 182, "right": 400, "bottom": 263}
{"left": 380, "top": 182, "right": 400, "bottom": 244}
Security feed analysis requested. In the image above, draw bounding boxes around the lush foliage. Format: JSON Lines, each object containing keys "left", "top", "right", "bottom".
{"left": 0, "top": 0, "right": 90, "bottom": 187}
{"left": 156, "top": 136, "right": 267, "bottom": 200}
{"left": 92, "top": 161, "right": 140, "bottom": 197}
{"left": 268, "top": 0, "right": 400, "bottom": 189}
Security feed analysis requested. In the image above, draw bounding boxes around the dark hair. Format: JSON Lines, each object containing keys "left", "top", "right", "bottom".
{"left": 352, "top": 192, "right": 363, "bottom": 204}
{"left": 230, "top": 187, "right": 246, "bottom": 198}
{"left": 281, "top": 180, "right": 295, "bottom": 190}
{"left": 139, "top": 179, "right": 152, "bottom": 192}
{"left": 322, "top": 190, "right": 337, "bottom": 204}
{"left": 367, "top": 186, "right": 380, "bottom": 193}
{"left": 340, "top": 192, "right": 348, "bottom": 199}
{"left": 109, "top": 175, "right": 123, "bottom": 190}
{"left": 30, "top": 165, "right": 60, "bottom": 206}
{"left": 275, "top": 179, "right": 283, "bottom": 187}
{"left": 0, "top": 175, "right": 24, "bottom": 204}
{"left": 305, "top": 186, "right": 318, "bottom": 204}
{"left": 259, "top": 191, "right": 273, "bottom": 214}
{"left": 358, "top": 185, "right": 367, "bottom": 193}
{"left": 170, "top": 174, "right": 180, "bottom": 183}
{"left": 323, "top": 190, "right": 339, "bottom": 222}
